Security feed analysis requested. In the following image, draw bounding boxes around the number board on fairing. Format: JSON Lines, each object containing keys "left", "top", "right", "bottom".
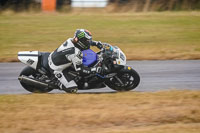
{"left": 27, "top": 59, "right": 35, "bottom": 65}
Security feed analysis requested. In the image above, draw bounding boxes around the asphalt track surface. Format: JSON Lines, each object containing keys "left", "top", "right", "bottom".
{"left": 0, "top": 60, "right": 200, "bottom": 94}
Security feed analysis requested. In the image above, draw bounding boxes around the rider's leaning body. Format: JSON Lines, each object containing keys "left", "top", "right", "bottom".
{"left": 48, "top": 29, "right": 112, "bottom": 92}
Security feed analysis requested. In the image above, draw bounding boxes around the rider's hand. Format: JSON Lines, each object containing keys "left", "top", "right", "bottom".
{"left": 102, "top": 43, "right": 113, "bottom": 51}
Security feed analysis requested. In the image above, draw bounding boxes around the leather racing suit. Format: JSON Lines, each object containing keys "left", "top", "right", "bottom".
{"left": 48, "top": 38, "right": 103, "bottom": 90}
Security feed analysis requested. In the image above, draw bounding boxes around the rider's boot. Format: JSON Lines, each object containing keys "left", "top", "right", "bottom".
{"left": 54, "top": 71, "right": 78, "bottom": 93}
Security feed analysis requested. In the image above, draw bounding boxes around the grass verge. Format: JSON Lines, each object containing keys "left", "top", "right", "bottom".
{"left": 0, "top": 90, "right": 200, "bottom": 133}
{"left": 0, "top": 11, "right": 200, "bottom": 62}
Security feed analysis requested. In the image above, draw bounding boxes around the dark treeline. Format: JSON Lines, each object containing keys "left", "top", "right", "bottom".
{"left": 0, "top": 0, "right": 71, "bottom": 11}
{"left": 0, "top": 0, "right": 40, "bottom": 11}
{"left": 0, "top": 0, "right": 200, "bottom": 12}
{"left": 110, "top": 0, "right": 200, "bottom": 11}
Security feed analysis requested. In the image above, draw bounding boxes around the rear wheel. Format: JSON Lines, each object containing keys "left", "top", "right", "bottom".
{"left": 19, "top": 66, "right": 53, "bottom": 93}
{"left": 105, "top": 67, "right": 140, "bottom": 91}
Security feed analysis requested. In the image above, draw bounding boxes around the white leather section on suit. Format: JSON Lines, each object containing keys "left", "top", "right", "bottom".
{"left": 48, "top": 52, "right": 72, "bottom": 71}
{"left": 48, "top": 38, "right": 82, "bottom": 71}
{"left": 48, "top": 38, "right": 81, "bottom": 89}
{"left": 54, "top": 71, "right": 77, "bottom": 89}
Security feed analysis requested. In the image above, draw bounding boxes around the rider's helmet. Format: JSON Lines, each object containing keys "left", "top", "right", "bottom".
{"left": 74, "top": 29, "right": 92, "bottom": 50}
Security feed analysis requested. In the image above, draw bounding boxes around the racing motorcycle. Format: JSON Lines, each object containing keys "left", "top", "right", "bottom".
{"left": 18, "top": 46, "right": 140, "bottom": 93}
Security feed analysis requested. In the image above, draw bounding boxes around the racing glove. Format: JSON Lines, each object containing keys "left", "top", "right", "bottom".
{"left": 91, "top": 41, "right": 103, "bottom": 49}
{"left": 91, "top": 41, "right": 113, "bottom": 52}
{"left": 103, "top": 43, "right": 113, "bottom": 51}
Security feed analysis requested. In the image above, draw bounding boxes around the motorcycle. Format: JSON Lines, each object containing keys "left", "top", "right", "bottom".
{"left": 18, "top": 46, "right": 140, "bottom": 93}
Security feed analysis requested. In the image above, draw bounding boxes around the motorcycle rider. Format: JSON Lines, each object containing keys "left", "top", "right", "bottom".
{"left": 48, "top": 29, "right": 112, "bottom": 93}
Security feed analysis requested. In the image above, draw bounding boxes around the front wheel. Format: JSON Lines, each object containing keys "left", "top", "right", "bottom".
{"left": 105, "top": 67, "right": 140, "bottom": 91}
{"left": 19, "top": 66, "right": 53, "bottom": 93}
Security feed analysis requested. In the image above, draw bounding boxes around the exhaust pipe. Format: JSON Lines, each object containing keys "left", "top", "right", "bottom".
{"left": 18, "top": 75, "right": 54, "bottom": 89}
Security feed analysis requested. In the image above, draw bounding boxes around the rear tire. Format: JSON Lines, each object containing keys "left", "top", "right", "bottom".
{"left": 19, "top": 66, "right": 53, "bottom": 93}
{"left": 105, "top": 67, "right": 140, "bottom": 91}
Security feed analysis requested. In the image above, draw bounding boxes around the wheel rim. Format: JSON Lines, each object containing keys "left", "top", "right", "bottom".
{"left": 109, "top": 72, "right": 137, "bottom": 90}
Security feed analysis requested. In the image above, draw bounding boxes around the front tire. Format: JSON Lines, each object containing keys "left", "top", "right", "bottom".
{"left": 19, "top": 66, "right": 53, "bottom": 93}
{"left": 105, "top": 67, "right": 140, "bottom": 91}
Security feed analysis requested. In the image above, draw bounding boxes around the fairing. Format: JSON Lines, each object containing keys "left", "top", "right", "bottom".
{"left": 18, "top": 51, "right": 39, "bottom": 69}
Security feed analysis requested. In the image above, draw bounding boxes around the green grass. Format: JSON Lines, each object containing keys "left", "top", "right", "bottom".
{"left": 0, "top": 11, "right": 200, "bottom": 61}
